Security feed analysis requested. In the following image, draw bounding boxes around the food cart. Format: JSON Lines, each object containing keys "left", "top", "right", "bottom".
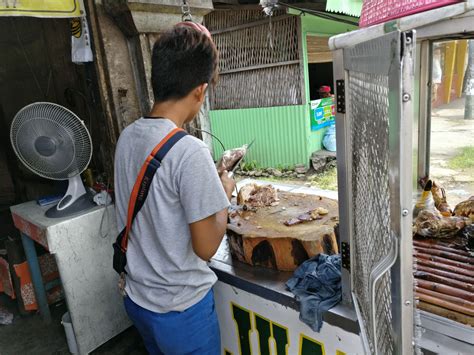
{"left": 212, "top": 1, "right": 474, "bottom": 354}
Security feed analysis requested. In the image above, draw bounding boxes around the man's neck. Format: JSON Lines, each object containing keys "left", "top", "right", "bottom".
{"left": 147, "top": 101, "right": 189, "bottom": 128}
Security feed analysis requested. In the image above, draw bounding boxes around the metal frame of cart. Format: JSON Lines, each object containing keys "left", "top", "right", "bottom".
{"left": 329, "top": 1, "right": 474, "bottom": 353}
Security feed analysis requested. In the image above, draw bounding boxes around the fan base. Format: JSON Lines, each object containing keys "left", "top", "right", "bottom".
{"left": 45, "top": 193, "right": 95, "bottom": 218}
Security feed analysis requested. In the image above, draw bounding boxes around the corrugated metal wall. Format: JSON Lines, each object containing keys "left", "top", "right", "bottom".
{"left": 210, "top": 105, "right": 309, "bottom": 168}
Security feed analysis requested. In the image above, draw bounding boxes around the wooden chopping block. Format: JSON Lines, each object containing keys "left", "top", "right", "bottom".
{"left": 227, "top": 191, "right": 339, "bottom": 271}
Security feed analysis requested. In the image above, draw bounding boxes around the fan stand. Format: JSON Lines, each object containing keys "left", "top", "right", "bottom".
{"left": 46, "top": 175, "right": 95, "bottom": 218}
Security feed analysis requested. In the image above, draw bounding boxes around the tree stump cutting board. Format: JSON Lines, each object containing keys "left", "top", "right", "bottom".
{"left": 227, "top": 191, "right": 339, "bottom": 271}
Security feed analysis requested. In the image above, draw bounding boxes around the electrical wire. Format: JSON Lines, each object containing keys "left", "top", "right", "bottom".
{"left": 64, "top": 87, "right": 99, "bottom": 169}
{"left": 278, "top": 3, "right": 359, "bottom": 27}
{"left": 45, "top": 69, "right": 53, "bottom": 98}
{"left": 11, "top": 18, "right": 45, "bottom": 99}
{"left": 193, "top": 128, "right": 226, "bottom": 151}
{"left": 64, "top": 87, "right": 93, "bottom": 130}
{"left": 99, "top": 180, "right": 111, "bottom": 239}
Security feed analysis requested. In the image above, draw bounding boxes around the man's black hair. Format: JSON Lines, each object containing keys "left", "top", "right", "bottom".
{"left": 151, "top": 25, "right": 218, "bottom": 103}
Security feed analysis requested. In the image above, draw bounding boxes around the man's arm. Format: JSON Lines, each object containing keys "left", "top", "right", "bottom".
{"left": 189, "top": 171, "right": 234, "bottom": 261}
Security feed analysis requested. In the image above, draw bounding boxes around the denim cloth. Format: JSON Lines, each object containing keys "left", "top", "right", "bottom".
{"left": 124, "top": 289, "right": 220, "bottom": 355}
{"left": 286, "top": 254, "right": 342, "bottom": 332}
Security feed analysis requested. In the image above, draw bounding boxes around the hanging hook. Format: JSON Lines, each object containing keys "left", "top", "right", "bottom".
{"left": 181, "top": 0, "right": 193, "bottom": 22}
{"left": 268, "top": 13, "right": 274, "bottom": 50}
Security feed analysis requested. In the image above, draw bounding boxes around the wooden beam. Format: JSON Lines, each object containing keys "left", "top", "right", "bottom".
{"left": 219, "top": 60, "right": 300, "bottom": 75}
{"left": 210, "top": 14, "right": 293, "bottom": 35}
{"left": 103, "top": 0, "right": 139, "bottom": 37}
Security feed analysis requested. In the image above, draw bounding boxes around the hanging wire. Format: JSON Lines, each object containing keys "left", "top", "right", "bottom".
{"left": 99, "top": 180, "right": 111, "bottom": 239}
{"left": 268, "top": 13, "right": 274, "bottom": 50}
{"left": 193, "top": 128, "right": 226, "bottom": 151}
{"left": 11, "top": 18, "right": 45, "bottom": 99}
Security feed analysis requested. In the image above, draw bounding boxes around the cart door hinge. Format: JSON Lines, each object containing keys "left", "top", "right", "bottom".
{"left": 336, "top": 79, "right": 345, "bottom": 114}
{"left": 341, "top": 241, "right": 350, "bottom": 271}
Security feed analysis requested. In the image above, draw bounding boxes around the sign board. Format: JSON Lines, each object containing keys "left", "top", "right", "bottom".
{"left": 0, "top": 0, "right": 83, "bottom": 18}
{"left": 214, "top": 281, "right": 363, "bottom": 355}
{"left": 310, "top": 98, "right": 336, "bottom": 131}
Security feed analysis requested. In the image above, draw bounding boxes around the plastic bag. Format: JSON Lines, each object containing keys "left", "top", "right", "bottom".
{"left": 216, "top": 145, "right": 247, "bottom": 173}
{"left": 71, "top": 17, "right": 93, "bottom": 64}
{"left": 0, "top": 306, "right": 13, "bottom": 325}
{"left": 322, "top": 124, "right": 336, "bottom": 152}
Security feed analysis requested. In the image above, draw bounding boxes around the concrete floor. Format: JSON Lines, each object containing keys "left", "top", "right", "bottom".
{"left": 430, "top": 97, "right": 474, "bottom": 205}
{"left": 0, "top": 294, "right": 147, "bottom": 355}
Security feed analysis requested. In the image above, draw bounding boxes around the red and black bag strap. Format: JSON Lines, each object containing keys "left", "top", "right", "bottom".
{"left": 120, "top": 127, "right": 187, "bottom": 252}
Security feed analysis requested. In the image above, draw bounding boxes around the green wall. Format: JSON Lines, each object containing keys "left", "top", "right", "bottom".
{"left": 210, "top": 105, "right": 309, "bottom": 169}
{"left": 300, "top": 13, "right": 358, "bottom": 162}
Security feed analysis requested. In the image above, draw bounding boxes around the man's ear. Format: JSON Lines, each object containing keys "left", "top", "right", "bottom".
{"left": 194, "top": 83, "right": 208, "bottom": 102}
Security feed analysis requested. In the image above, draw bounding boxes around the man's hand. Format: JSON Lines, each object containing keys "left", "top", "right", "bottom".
{"left": 220, "top": 170, "right": 236, "bottom": 200}
{"left": 189, "top": 171, "right": 234, "bottom": 262}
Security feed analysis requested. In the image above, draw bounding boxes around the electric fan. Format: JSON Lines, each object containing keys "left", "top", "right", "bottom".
{"left": 10, "top": 102, "right": 94, "bottom": 218}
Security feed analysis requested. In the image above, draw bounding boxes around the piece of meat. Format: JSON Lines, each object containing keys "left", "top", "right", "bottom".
{"left": 216, "top": 145, "right": 246, "bottom": 173}
{"left": 413, "top": 210, "right": 471, "bottom": 238}
{"left": 237, "top": 183, "right": 279, "bottom": 207}
{"left": 454, "top": 196, "right": 474, "bottom": 220}
{"left": 431, "top": 181, "right": 453, "bottom": 217}
{"left": 283, "top": 207, "right": 327, "bottom": 227}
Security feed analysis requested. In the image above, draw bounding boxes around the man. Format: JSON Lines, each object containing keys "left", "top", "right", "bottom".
{"left": 432, "top": 46, "right": 442, "bottom": 104}
{"left": 114, "top": 23, "right": 235, "bottom": 354}
{"left": 318, "top": 85, "right": 333, "bottom": 99}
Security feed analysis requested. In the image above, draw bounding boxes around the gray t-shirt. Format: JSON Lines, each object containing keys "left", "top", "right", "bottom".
{"left": 114, "top": 118, "right": 230, "bottom": 313}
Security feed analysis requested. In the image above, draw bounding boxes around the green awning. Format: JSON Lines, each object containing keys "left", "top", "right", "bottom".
{"left": 326, "top": 0, "right": 363, "bottom": 17}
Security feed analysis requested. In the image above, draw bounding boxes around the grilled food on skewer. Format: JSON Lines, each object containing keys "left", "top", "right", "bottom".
{"left": 413, "top": 210, "right": 471, "bottom": 238}
{"left": 454, "top": 196, "right": 474, "bottom": 221}
{"left": 431, "top": 181, "right": 453, "bottom": 217}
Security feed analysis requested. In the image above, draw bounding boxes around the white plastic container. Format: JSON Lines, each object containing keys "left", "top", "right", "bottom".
{"left": 62, "top": 312, "right": 79, "bottom": 354}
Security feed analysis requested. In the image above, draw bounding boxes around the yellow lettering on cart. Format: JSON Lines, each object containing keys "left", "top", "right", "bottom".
{"left": 299, "top": 334, "right": 326, "bottom": 355}
{"left": 336, "top": 350, "right": 346, "bottom": 355}
{"left": 253, "top": 312, "right": 290, "bottom": 355}
{"left": 271, "top": 320, "right": 290, "bottom": 355}
{"left": 231, "top": 303, "right": 253, "bottom": 355}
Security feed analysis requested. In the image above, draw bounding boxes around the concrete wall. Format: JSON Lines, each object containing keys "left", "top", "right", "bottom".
{"left": 87, "top": 0, "right": 215, "bottom": 176}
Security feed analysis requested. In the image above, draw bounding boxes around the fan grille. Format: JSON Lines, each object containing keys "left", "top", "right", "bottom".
{"left": 10, "top": 102, "right": 92, "bottom": 180}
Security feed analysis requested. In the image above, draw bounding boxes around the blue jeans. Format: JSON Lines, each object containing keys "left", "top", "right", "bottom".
{"left": 124, "top": 289, "right": 220, "bottom": 355}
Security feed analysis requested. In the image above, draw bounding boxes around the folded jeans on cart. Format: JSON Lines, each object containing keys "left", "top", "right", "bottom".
{"left": 286, "top": 254, "right": 342, "bottom": 332}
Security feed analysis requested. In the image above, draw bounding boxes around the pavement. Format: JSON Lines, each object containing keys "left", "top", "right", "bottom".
{"left": 430, "top": 97, "right": 474, "bottom": 206}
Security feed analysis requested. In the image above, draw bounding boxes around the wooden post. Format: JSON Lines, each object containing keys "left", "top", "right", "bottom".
{"left": 455, "top": 40, "right": 468, "bottom": 99}
{"left": 444, "top": 41, "right": 457, "bottom": 104}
